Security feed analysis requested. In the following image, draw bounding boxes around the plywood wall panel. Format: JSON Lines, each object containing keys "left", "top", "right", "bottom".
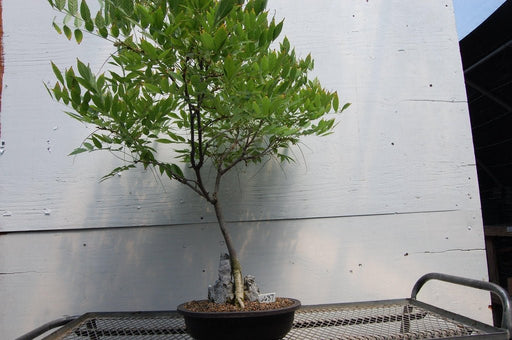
{"left": 0, "top": 0, "right": 477, "bottom": 231}
{"left": 2, "top": 210, "right": 488, "bottom": 338}
{"left": 0, "top": 1, "right": 492, "bottom": 339}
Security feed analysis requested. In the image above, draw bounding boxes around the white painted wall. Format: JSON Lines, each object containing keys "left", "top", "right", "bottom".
{"left": 0, "top": 1, "right": 490, "bottom": 338}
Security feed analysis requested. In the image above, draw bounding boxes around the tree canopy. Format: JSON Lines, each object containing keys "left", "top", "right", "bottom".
{"left": 47, "top": 0, "right": 348, "bottom": 200}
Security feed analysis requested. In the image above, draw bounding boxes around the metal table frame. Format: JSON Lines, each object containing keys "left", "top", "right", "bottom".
{"left": 17, "top": 273, "right": 512, "bottom": 340}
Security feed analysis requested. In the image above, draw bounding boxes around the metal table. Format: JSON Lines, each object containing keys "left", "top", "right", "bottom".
{"left": 19, "top": 273, "right": 512, "bottom": 340}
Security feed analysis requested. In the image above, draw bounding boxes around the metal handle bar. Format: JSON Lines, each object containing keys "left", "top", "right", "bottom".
{"left": 411, "top": 272, "right": 512, "bottom": 335}
{"left": 15, "top": 315, "right": 78, "bottom": 340}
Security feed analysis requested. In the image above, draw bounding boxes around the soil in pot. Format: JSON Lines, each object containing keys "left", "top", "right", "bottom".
{"left": 183, "top": 297, "right": 295, "bottom": 312}
{"left": 178, "top": 298, "right": 301, "bottom": 340}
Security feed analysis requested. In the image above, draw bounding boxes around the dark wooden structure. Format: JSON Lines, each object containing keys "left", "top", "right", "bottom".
{"left": 459, "top": 0, "right": 512, "bottom": 327}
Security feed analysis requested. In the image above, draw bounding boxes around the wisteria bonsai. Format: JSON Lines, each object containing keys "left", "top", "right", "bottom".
{"left": 47, "top": 0, "right": 348, "bottom": 308}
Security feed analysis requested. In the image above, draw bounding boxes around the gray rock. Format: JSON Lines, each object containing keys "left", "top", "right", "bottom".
{"left": 217, "top": 253, "right": 232, "bottom": 284}
{"left": 208, "top": 253, "right": 234, "bottom": 304}
{"left": 244, "top": 275, "right": 260, "bottom": 302}
{"left": 207, "top": 253, "right": 261, "bottom": 304}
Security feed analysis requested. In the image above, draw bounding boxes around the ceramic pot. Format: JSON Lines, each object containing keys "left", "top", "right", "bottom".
{"left": 177, "top": 298, "right": 301, "bottom": 340}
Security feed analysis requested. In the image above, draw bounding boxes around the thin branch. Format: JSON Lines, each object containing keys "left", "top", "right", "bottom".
{"left": 183, "top": 61, "right": 196, "bottom": 168}
{"left": 219, "top": 120, "right": 265, "bottom": 175}
{"left": 196, "top": 56, "right": 208, "bottom": 168}
{"left": 181, "top": 56, "right": 212, "bottom": 202}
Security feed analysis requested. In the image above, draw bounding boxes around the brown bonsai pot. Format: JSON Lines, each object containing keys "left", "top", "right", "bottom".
{"left": 177, "top": 298, "right": 301, "bottom": 340}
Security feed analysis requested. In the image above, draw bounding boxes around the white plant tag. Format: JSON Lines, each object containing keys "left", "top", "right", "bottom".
{"left": 258, "top": 292, "right": 276, "bottom": 303}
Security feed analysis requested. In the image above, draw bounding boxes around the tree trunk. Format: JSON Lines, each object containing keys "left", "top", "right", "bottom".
{"left": 213, "top": 199, "right": 245, "bottom": 308}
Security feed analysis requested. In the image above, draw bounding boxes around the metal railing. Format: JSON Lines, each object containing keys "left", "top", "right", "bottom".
{"left": 411, "top": 272, "right": 512, "bottom": 336}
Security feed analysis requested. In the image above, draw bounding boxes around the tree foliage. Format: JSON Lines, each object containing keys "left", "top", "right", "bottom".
{"left": 47, "top": 0, "right": 348, "bottom": 199}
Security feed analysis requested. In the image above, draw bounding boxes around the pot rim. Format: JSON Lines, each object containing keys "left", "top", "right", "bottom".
{"left": 177, "top": 298, "right": 301, "bottom": 318}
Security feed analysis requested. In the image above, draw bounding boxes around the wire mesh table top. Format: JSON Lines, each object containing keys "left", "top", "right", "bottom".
{"left": 45, "top": 299, "right": 507, "bottom": 340}
{"left": 285, "top": 301, "right": 487, "bottom": 340}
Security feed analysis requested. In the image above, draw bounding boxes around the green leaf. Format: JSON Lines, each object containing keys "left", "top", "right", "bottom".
{"left": 98, "top": 27, "right": 108, "bottom": 38}
{"left": 65, "top": 67, "right": 76, "bottom": 86}
{"left": 213, "top": 27, "right": 228, "bottom": 51}
{"left": 74, "top": 29, "right": 83, "bottom": 44}
{"left": 305, "top": 54, "right": 312, "bottom": 68}
{"left": 258, "top": 30, "right": 269, "bottom": 48}
{"left": 171, "top": 164, "right": 184, "bottom": 178}
{"left": 55, "top": 0, "right": 65, "bottom": 10}
{"left": 96, "top": 134, "right": 113, "bottom": 143}
{"left": 160, "top": 77, "right": 170, "bottom": 92}
{"left": 214, "top": 0, "right": 234, "bottom": 26}
{"left": 74, "top": 16, "right": 83, "bottom": 28}
{"left": 156, "top": 138, "right": 173, "bottom": 144}
{"left": 253, "top": 0, "right": 268, "bottom": 14}
{"left": 117, "top": 0, "right": 135, "bottom": 15}
{"left": 251, "top": 101, "right": 261, "bottom": 115}
{"left": 51, "top": 81, "right": 61, "bottom": 100}
{"left": 144, "top": 83, "right": 161, "bottom": 94}
{"left": 140, "top": 40, "right": 158, "bottom": 59}
{"left": 110, "top": 24, "right": 120, "bottom": 38}
{"left": 100, "top": 165, "right": 136, "bottom": 182}
{"left": 69, "top": 147, "right": 87, "bottom": 156}
{"left": 332, "top": 92, "right": 339, "bottom": 112}
{"left": 52, "top": 21, "right": 62, "bottom": 35}
{"left": 135, "top": 4, "right": 152, "bottom": 28}
{"left": 281, "top": 36, "right": 290, "bottom": 52}
{"left": 80, "top": 0, "right": 91, "bottom": 22}
{"left": 260, "top": 96, "right": 271, "bottom": 116}
{"left": 75, "top": 59, "right": 87, "bottom": 77}
{"left": 272, "top": 20, "right": 283, "bottom": 41}
{"left": 200, "top": 32, "right": 215, "bottom": 50}
{"left": 68, "top": 0, "right": 78, "bottom": 15}
{"left": 63, "top": 25, "right": 72, "bottom": 40}
{"left": 91, "top": 136, "right": 102, "bottom": 148}
{"left": 51, "top": 62, "right": 65, "bottom": 84}
{"left": 260, "top": 55, "right": 269, "bottom": 73}
{"left": 95, "top": 11, "right": 106, "bottom": 28}
{"left": 84, "top": 19, "right": 94, "bottom": 32}
{"left": 223, "top": 55, "right": 237, "bottom": 80}
{"left": 63, "top": 13, "right": 73, "bottom": 25}
{"left": 70, "top": 84, "right": 81, "bottom": 106}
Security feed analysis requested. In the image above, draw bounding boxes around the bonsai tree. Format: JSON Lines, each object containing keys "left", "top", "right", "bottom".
{"left": 47, "top": 0, "right": 349, "bottom": 307}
